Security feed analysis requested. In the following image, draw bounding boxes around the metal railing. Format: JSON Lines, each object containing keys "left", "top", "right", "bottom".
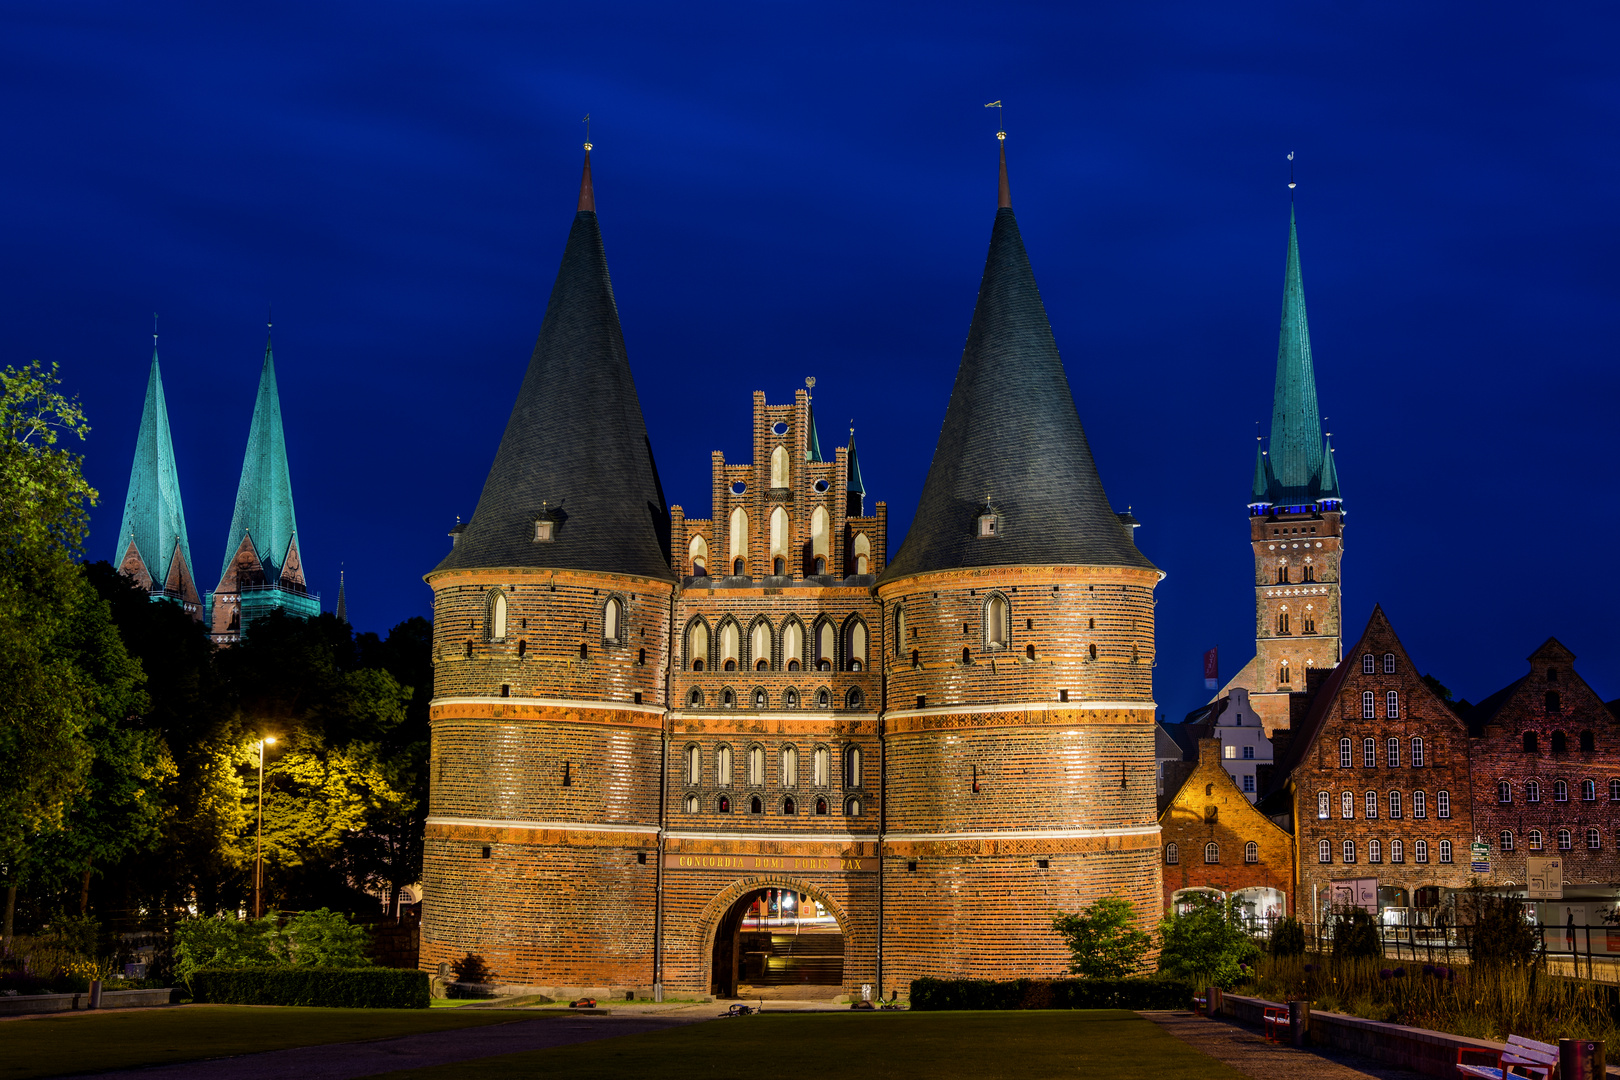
{"left": 1252, "top": 917, "right": 1620, "bottom": 982}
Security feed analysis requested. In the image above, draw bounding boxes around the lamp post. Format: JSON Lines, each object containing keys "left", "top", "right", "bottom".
{"left": 255, "top": 737, "right": 276, "bottom": 919}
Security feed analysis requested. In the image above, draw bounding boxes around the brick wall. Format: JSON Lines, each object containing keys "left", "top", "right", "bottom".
{"left": 1159, "top": 739, "right": 1295, "bottom": 913}
{"left": 1249, "top": 509, "right": 1344, "bottom": 734}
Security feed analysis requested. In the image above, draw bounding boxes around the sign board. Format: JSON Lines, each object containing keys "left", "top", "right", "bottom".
{"left": 1470, "top": 838, "right": 1491, "bottom": 874}
{"left": 1328, "top": 877, "right": 1378, "bottom": 914}
{"left": 1525, "top": 856, "right": 1564, "bottom": 900}
{"left": 663, "top": 852, "right": 877, "bottom": 874}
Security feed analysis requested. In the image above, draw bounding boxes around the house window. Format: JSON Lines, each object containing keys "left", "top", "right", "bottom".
{"left": 1343, "top": 840, "right": 1356, "bottom": 863}
{"left": 684, "top": 744, "right": 700, "bottom": 785}
{"left": 1366, "top": 791, "right": 1378, "bottom": 818}
{"left": 1411, "top": 737, "right": 1424, "bottom": 767}
{"left": 1582, "top": 779, "right": 1596, "bottom": 801}
{"left": 750, "top": 620, "right": 772, "bottom": 671}
{"left": 1552, "top": 731, "right": 1567, "bottom": 753}
{"left": 815, "top": 621, "right": 835, "bottom": 670}
{"left": 1437, "top": 790, "right": 1451, "bottom": 818}
{"left": 1205, "top": 842, "right": 1219, "bottom": 864}
{"left": 1610, "top": 779, "right": 1620, "bottom": 802}
{"left": 1497, "top": 781, "right": 1512, "bottom": 804}
{"left": 1318, "top": 840, "right": 1331, "bottom": 863}
{"left": 1165, "top": 843, "right": 1179, "bottom": 864}
{"left": 781, "top": 745, "right": 798, "bottom": 787}
{"left": 1524, "top": 731, "right": 1539, "bottom": 752}
{"left": 1362, "top": 692, "right": 1376, "bottom": 719}
{"left": 985, "top": 595, "right": 1009, "bottom": 649}
{"left": 1581, "top": 730, "right": 1595, "bottom": 752}
{"left": 1389, "top": 790, "right": 1402, "bottom": 817}
{"left": 1588, "top": 828, "right": 1602, "bottom": 850}
{"left": 1391, "top": 839, "right": 1405, "bottom": 863}
{"left": 1362, "top": 653, "right": 1375, "bottom": 674}
{"left": 1527, "top": 780, "right": 1541, "bottom": 803}
{"left": 1528, "top": 829, "right": 1543, "bottom": 850}
{"left": 1363, "top": 738, "right": 1376, "bottom": 767}
{"left": 1245, "top": 841, "right": 1258, "bottom": 863}
{"left": 1500, "top": 831, "right": 1514, "bottom": 852}
{"left": 812, "top": 745, "right": 830, "bottom": 787}
{"left": 1317, "top": 792, "right": 1330, "bottom": 819}
{"left": 1415, "top": 840, "right": 1429, "bottom": 863}
{"left": 603, "top": 596, "right": 624, "bottom": 644}
{"left": 1339, "top": 738, "right": 1352, "bottom": 768}
{"left": 1554, "top": 780, "right": 1568, "bottom": 803}
{"left": 1369, "top": 839, "right": 1382, "bottom": 863}
{"left": 1413, "top": 790, "right": 1427, "bottom": 818}
{"left": 1388, "top": 739, "right": 1400, "bottom": 768}
{"left": 486, "top": 590, "right": 508, "bottom": 642}
{"left": 817, "top": 689, "right": 830, "bottom": 709}
{"left": 846, "top": 687, "right": 864, "bottom": 709}
{"left": 1557, "top": 829, "right": 1572, "bottom": 852}
{"left": 782, "top": 796, "right": 796, "bottom": 815}
{"left": 1224, "top": 744, "right": 1237, "bottom": 760}
{"left": 747, "top": 745, "right": 765, "bottom": 786}
{"left": 1243, "top": 746, "right": 1254, "bottom": 759}
{"left": 894, "top": 607, "right": 906, "bottom": 654}
{"left": 1243, "top": 775, "right": 1255, "bottom": 793}
{"left": 815, "top": 797, "right": 828, "bottom": 816}
{"left": 1383, "top": 653, "right": 1396, "bottom": 673}
{"left": 715, "top": 745, "right": 733, "bottom": 786}
{"left": 1277, "top": 565, "right": 1288, "bottom": 584}
{"left": 753, "top": 689, "right": 767, "bottom": 709}
{"left": 721, "top": 688, "right": 735, "bottom": 707}
{"left": 1439, "top": 840, "right": 1453, "bottom": 863}
{"left": 717, "top": 795, "right": 731, "bottom": 814}
{"left": 688, "top": 688, "right": 704, "bottom": 707}
{"left": 1341, "top": 791, "right": 1354, "bottom": 818}
{"left": 535, "top": 519, "right": 554, "bottom": 542}
{"left": 1547, "top": 691, "right": 1562, "bottom": 713}
{"left": 1386, "top": 691, "right": 1400, "bottom": 718}
{"left": 978, "top": 510, "right": 997, "bottom": 537}
{"left": 683, "top": 793, "right": 699, "bottom": 813}
{"left": 845, "top": 746, "right": 863, "bottom": 788}
{"left": 749, "top": 795, "right": 763, "bottom": 815}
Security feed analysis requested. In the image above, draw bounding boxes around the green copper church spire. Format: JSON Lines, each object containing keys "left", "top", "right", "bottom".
{"left": 1249, "top": 440, "right": 1271, "bottom": 507}
{"left": 1266, "top": 205, "right": 1326, "bottom": 505}
{"left": 220, "top": 326, "right": 301, "bottom": 585}
{"left": 116, "top": 336, "right": 198, "bottom": 609}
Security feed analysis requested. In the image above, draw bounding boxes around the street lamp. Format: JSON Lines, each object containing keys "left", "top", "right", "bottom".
{"left": 255, "top": 737, "right": 276, "bottom": 919}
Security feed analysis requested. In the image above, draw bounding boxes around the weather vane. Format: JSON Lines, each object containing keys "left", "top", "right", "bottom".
{"left": 1287, "top": 150, "right": 1296, "bottom": 195}
{"left": 984, "top": 100, "right": 1005, "bottom": 140}
{"left": 583, "top": 113, "right": 592, "bottom": 152}
{"left": 805, "top": 376, "right": 816, "bottom": 398}
{"left": 153, "top": 312, "right": 158, "bottom": 346}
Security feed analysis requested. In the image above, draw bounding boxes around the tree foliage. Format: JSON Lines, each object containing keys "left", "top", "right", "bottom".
{"left": 1052, "top": 895, "right": 1153, "bottom": 978}
{"left": 1156, "top": 893, "right": 1261, "bottom": 988}
{"left": 1268, "top": 915, "right": 1307, "bottom": 957}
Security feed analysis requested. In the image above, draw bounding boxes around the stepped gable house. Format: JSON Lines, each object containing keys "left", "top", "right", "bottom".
{"left": 419, "top": 139, "right": 1164, "bottom": 999}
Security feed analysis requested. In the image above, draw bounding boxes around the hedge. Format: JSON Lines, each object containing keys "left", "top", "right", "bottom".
{"left": 189, "top": 967, "right": 429, "bottom": 1009}
{"left": 908, "top": 976, "right": 1196, "bottom": 1011}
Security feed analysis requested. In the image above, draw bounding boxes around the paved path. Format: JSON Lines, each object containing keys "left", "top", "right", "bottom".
{"left": 71, "top": 1009, "right": 714, "bottom": 1080}
{"left": 1142, "top": 1010, "right": 1430, "bottom": 1080}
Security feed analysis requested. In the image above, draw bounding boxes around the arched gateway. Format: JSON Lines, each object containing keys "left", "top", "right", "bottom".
{"left": 702, "top": 878, "right": 850, "bottom": 998}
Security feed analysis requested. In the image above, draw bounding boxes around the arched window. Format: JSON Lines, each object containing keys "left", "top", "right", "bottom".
{"left": 1557, "top": 829, "right": 1573, "bottom": 851}
{"left": 770, "top": 444, "right": 790, "bottom": 488}
{"left": 1389, "top": 790, "right": 1402, "bottom": 818}
{"left": 845, "top": 745, "right": 862, "bottom": 787}
{"left": 1090, "top": 644, "right": 1099, "bottom": 661}
{"left": 603, "top": 596, "right": 624, "bottom": 644}
{"left": 781, "top": 745, "right": 798, "bottom": 787}
{"left": 1524, "top": 731, "right": 1539, "bottom": 752}
{"left": 715, "top": 745, "right": 733, "bottom": 786}
{"left": 683, "top": 793, "right": 699, "bottom": 814}
{"left": 844, "top": 618, "right": 867, "bottom": 671}
{"left": 1498, "top": 781, "right": 1512, "bottom": 803}
{"left": 1362, "top": 653, "right": 1375, "bottom": 674}
{"left": 1339, "top": 738, "right": 1352, "bottom": 768}
{"left": 1581, "top": 730, "right": 1595, "bottom": 752}
{"left": 1204, "top": 842, "right": 1219, "bottom": 864}
{"left": 728, "top": 506, "right": 748, "bottom": 574}
{"left": 1343, "top": 840, "right": 1356, "bottom": 863}
{"left": 717, "top": 794, "right": 731, "bottom": 814}
{"left": 1317, "top": 791, "right": 1330, "bottom": 819}
{"left": 749, "top": 795, "right": 763, "bottom": 814}
{"left": 1362, "top": 691, "right": 1376, "bottom": 719}
{"left": 1386, "top": 691, "right": 1399, "bottom": 718}
{"left": 689, "top": 534, "right": 708, "bottom": 577}
{"left": 687, "top": 620, "right": 710, "bottom": 671}
{"left": 1365, "top": 791, "right": 1378, "bottom": 818}
{"left": 816, "top": 688, "right": 830, "bottom": 709}
{"left": 1278, "top": 662, "right": 1290, "bottom": 685}
{"left": 1547, "top": 690, "right": 1562, "bottom": 713}
{"left": 1369, "top": 839, "right": 1382, "bottom": 863}
{"left": 810, "top": 506, "right": 830, "bottom": 572}
{"left": 1552, "top": 731, "right": 1568, "bottom": 753}
{"left": 1165, "top": 843, "right": 1179, "bottom": 864}
{"left": 769, "top": 506, "right": 789, "bottom": 574}
{"left": 1277, "top": 611, "right": 1290, "bottom": 635}
{"left": 852, "top": 533, "right": 870, "bottom": 576}
{"left": 1244, "top": 841, "right": 1258, "bottom": 864}
{"left": 1318, "top": 839, "right": 1331, "bottom": 863}
{"left": 1437, "top": 789, "right": 1451, "bottom": 817}
{"left": 985, "top": 594, "right": 1009, "bottom": 649}
{"left": 1391, "top": 839, "right": 1404, "bottom": 863}
{"left": 1610, "top": 779, "right": 1620, "bottom": 802}
{"left": 1414, "top": 790, "right": 1428, "bottom": 817}
{"left": 1383, "top": 653, "right": 1396, "bottom": 673}
{"left": 1528, "top": 829, "right": 1543, "bottom": 851}
{"left": 1387, "top": 738, "right": 1401, "bottom": 768}
{"left": 812, "top": 745, "right": 830, "bottom": 786}
{"left": 846, "top": 687, "right": 864, "bottom": 709}
{"left": 1582, "top": 779, "right": 1596, "bottom": 801}
{"left": 1363, "top": 738, "right": 1376, "bottom": 767}
{"left": 1554, "top": 780, "right": 1568, "bottom": 803}
{"left": 749, "top": 619, "right": 772, "bottom": 671}
{"left": 1588, "top": 828, "right": 1602, "bottom": 850}
{"left": 894, "top": 606, "right": 906, "bottom": 653}
{"left": 784, "top": 687, "right": 799, "bottom": 709}
{"left": 782, "top": 796, "right": 796, "bottom": 815}
{"left": 845, "top": 797, "right": 862, "bottom": 816}
{"left": 688, "top": 687, "right": 704, "bottom": 707}
{"left": 1500, "top": 831, "right": 1514, "bottom": 852}
{"left": 911, "top": 649, "right": 920, "bottom": 669}
{"left": 486, "top": 590, "right": 508, "bottom": 642}
{"left": 1411, "top": 737, "right": 1425, "bottom": 767}
{"left": 1527, "top": 780, "right": 1541, "bottom": 803}
{"left": 1341, "top": 791, "right": 1353, "bottom": 818}
{"left": 718, "top": 621, "right": 740, "bottom": 670}
{"left": 1415, "top": 840, "right": 1430, "bottom": 863}
{"left": 782, "top": 619, "right": 803, "bottom": 670}
{"left": 721, "top": 687, "right": 735, "bottom": 708}
{"left": 747, "top": 745, "right": 764, "bottom": 786}
{"left": 815, "top": 797, "right": 828, "bottom": 816}
{"left": 684, "top": 744, "right": 701, "bottom": 785}
{"left": 1026, "top": 643, "right": 1036, "bottom": 660}
{"left": 814, "top": 620, "right": 835, "bottom": 670}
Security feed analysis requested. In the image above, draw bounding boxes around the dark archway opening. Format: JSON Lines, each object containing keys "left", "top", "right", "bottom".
{"left": 710, "top": 887, "right": 843, "bottom": 999}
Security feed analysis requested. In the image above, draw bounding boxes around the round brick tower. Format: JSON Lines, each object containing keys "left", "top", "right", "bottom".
{"left": 420, "top": 152, "right": 676, "bottom": 993}
{"left": 875, "top": 137, "right": 1164, "bottom": 987}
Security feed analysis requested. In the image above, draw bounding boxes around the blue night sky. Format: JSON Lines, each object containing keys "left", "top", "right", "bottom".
{"left": 4, "top": 3, "right": 1616, "bottom": 723}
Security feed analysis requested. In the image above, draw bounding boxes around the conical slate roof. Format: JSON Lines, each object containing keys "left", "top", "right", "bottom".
{"left": 846, "top": 433, "right": 865, "bottom": 495}
{"left": 221, "top": 333, "right": 300, "bottom": 584}
{"left": 881, "top": 143, "right": 1156, "bottom": 583}
{"left": 116, "top": 345, "right": 194, "bottom": 584}
{"left": 434, "top": 153, "right": 673, "bottom": 580}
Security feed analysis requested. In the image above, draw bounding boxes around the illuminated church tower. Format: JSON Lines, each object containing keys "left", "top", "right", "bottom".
{"left": 115, "top": 334, "right": 203, "bottom": 618}
{"left": 1242, "top": 203, "right": 1344, "bottom": 733}
{"left": 207, "top": 326, "right": 319, "bottom": 644}
{"left": 876, "top": 136, "right": 1164, "bottom": 983}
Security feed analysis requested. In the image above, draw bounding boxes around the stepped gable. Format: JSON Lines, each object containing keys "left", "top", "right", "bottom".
{"left": 221, "top": 331, "right": 300, "bottom": 584}
{"left": 881, "top": 140, "right": 1156, "bottom": 583}
{"left": 434, "top": 151, "right": 673, "bottom": 581}
{"left": 116, "top": 345, "right": 195, "bottom": 590}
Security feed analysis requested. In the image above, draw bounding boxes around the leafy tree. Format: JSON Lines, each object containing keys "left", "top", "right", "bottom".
{"left": 1052, "top": 895, "right": 1152, "bottom": 977}
{"left": 1329, "top": 906, "right": 1382, "bottom": 959}
{"left": 1157, "top": 893, "right": 1260, "bottom": 987}
{"left": 1465, "top": 891, "right": 1542, "bottom": 969}
{"left": 1268, "top": 915, "right": 1307, "bottom": 957}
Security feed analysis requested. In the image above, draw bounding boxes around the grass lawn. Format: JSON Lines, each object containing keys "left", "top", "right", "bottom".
{"left": 0, "top": 1004, "right": 528, "bottom": 1080}
{"left": 369, "top": 1010, "right": 1251, "bottom": 1080}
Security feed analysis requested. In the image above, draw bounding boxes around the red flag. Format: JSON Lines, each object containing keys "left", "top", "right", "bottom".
{"left": 1203, "top": 647, "right": 1219, "bottom": 690}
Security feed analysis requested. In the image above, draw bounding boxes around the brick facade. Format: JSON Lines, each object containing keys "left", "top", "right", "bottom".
{"left": 1248, "top": 509, "right": 1344, "bottom": 734}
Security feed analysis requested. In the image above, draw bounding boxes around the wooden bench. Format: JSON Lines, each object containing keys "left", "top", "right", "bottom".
{"left": 1262, "top": 1006, "right": 1289, "bottom": 1044}
{"left": 1456, "top": 1034, "right": 1559, "bottom": 1079}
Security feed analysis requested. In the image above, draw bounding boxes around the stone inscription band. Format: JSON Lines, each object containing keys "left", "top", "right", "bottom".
{"left": 663, "top": 853, "right": 878, "bottom": 874}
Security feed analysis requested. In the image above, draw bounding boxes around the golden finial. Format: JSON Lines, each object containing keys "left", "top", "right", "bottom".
{"left": 583, "top": 113, "right": 592, "bottom": 152}
{"left": 985, "top": 100, "right": 1005, "bottom": 140}
{"left": 805, "top": 376, "right": 816, "bottom": 399}
{"left": 1287, "top": 151, "right": 1296, "bottom": 195}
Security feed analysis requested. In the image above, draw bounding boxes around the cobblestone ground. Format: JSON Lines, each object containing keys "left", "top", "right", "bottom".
{"left": 1141, "top": 1011, "right": 1431, "bottom": 1080}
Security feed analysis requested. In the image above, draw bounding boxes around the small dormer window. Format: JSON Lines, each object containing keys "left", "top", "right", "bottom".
{"left": 978, "top": 511, "right": 998, "bottom": 537}
{"left": 535, "top": 519, "right": 554, "bottom": 542}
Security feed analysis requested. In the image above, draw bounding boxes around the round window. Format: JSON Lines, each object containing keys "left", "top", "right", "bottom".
{"left": 771, "top": 421, "right": 788, "bottom": 436}
{"left": 813, "top": 479, "right": 829, "bottom": 493}
{"left": 730, "top": 481, "right": 746, "bottom": 495}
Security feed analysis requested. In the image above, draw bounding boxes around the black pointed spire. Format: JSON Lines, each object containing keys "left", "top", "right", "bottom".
{"left": 433, "top": 152, "right": 672, "bottom": 579}
{"left": 881, "top": 141, "right": 1156, "bottom": 582}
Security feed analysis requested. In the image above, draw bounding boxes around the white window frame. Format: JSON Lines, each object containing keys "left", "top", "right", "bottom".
{"left": 1362, "top": 653, "right": 1375, "bottom": 674}
{"left": 1317, "top": 791, "right": 1330, "bottom": 819}
{"left": 1318, "top": 840, "right": 1331, "bottom": 863}
{"left": 1343, "top": 840, "right": 1356, "bottom": 863}
{"left": 1437, "top": 789, "right": 1451, "bottom": 818}
{"left": 1439, "top": 839, "right": 1453, "bottom": 863}
{"left": 1383, "top": 653, "right": 1396, "bottom": 673}
{"left": 1415, "top": 840, "right": 1429, "bottom": 863}
{"left": 1500, "top": 831, "right": 1514, "bottom": 852}
{"left": 1588, "top": 828, "right": 1602, "bottom": 850}
{"left": 1244, "top": 841, "right": 1258, "bottom": 863}
{"left": 1362, "top": 692, "right": 1376, "bottom": 719}
{"left": 1389, "top": 790, "right": 1402, "bottom": 818}
{"left": 1387, "top": 738, "right": 1400, "bottom": 768}
{"left": 1386, "top": 691, "right": 1400, "bottom": 718}
{"left": 1411, "top": 737, "right": 1425, "bottom": 767}
{"left": 1414, "top": 790, "right": 1427, "bottom": 818}
{"left": 1363, "top": 738, "right": 1376, "bottom": 767}
{"left": 1341, "top": 791, "right": 1354, "bottom": 818}
{"left": 1369, "top": 839, "right": 1382, "bottom": 863}
{"left": 1391, "top": 839, "right": 1405, "bottom": 863}
{"left": 1204, "top": 842, "right": 1219, "bottom": 864}
{"left": 1365, "top": 791, "right": 1378, "bottom": 818}
{"left": 1165, "top": 843, "right": 1179, "bottom": 864}
{"left": 1339, "top": 738, "right": 1352, "bottom": 768}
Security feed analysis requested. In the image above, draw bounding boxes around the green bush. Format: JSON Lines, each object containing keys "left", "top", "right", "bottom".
{"left": 1157, "top": 893, "right": 1260, "bottom": 987}
{"left": 174, "top": 909, "right": 374, "bottom": 982}
{"left": 908, "top": 976, "right": 1195, "bottom": 1011}
{"left": 1466, "top": 894, "right": 1542, "bottom": 969}
{"left": 189, "top": 967, "right": 428, "bottom": 1008}
{"left": 1269, "top": 916, "right": 1306, "bottom": 957}
{"left": 1051, "top": 895, "right": 1153, "bottom": 978}
{"left": 1330, "top": 907, "right": 1381, "bottom": 959}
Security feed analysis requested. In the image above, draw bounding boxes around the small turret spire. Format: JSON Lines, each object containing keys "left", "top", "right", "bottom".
{"left": 336, "top": 564, "right": 347, "bottom": 624}
{"left": 985, "top": 100, "right": 1010, "bottom": 208}
{"left": 578, "top": 148, "right": 595, "bottom": 213}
